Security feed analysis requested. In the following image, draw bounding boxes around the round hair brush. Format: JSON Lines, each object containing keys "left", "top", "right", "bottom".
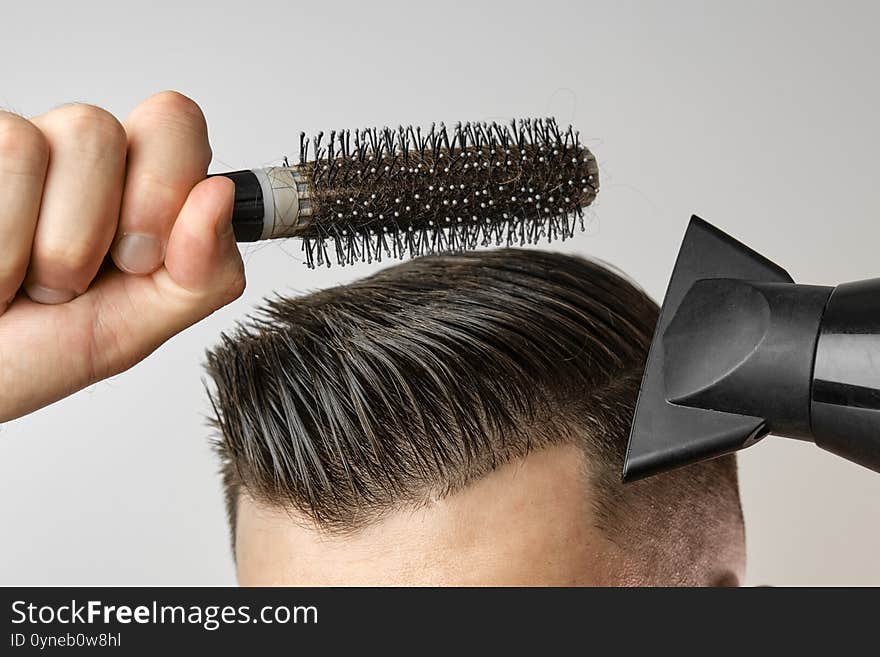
{"left": 219, "top": 118, "right": 598, "bottom": 267}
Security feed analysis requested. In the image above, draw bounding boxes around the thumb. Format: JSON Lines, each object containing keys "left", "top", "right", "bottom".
{"left": 162, "top": 175, "right": 245, "bottom": 299}
{"left": 87, "top": 175, "right": 245, "bottom": 380}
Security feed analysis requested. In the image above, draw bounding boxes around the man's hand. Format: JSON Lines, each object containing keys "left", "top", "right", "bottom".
{"left": 0, "top": 91, "right": 245, "bottom": 422}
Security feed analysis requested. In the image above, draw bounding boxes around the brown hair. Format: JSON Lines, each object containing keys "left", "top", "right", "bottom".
{"left": 206, "top": 249, "right": 740, "bottom": 566}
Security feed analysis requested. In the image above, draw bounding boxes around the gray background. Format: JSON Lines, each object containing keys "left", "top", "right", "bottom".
{"left": 1, "top": 0, "right": 878, "bottom": 585}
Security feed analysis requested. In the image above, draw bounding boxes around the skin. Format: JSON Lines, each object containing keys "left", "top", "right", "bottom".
{"left": 0, "top": 92, "right": 245, "bottom": 423}
{"left": 236, "top": 443, "right": 746, "bottom": 586}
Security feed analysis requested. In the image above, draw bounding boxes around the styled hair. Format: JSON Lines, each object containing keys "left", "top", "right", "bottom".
{"left": 206, "top": 249, "right": 740, "bottom": 565}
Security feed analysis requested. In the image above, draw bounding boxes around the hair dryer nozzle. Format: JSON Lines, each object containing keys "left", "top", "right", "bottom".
{"left": 624, "top": 216, "right": 831, "bottom": 481}
{"left": 625, "top": 216, "right": 880, "bottom": 482}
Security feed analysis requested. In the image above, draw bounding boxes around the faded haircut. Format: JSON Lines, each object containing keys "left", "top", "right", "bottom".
{"left": 206, "top": 249, "right": 741, "bottom": 561}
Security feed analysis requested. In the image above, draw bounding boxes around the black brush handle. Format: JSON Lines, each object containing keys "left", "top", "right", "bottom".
{"left": 210, "top": 170, "right": 265, "bottom": 242}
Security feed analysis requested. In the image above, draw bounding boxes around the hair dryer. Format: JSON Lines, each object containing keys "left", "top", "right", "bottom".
{"left": 623, "top": 216, "right": 880, "bottom": 481}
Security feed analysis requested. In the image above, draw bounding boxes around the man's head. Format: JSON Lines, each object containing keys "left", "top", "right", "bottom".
{"left": 206, "top": 249, "right": 745, "bottom": 586}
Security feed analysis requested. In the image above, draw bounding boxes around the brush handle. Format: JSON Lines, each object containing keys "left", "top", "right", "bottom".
{"left": 212, "top": 168, "right": 311, "bottom": 242}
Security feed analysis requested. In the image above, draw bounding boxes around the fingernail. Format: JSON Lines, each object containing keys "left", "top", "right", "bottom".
{"left": 113, "top": 233, "right": 162, "bottom": 274}
{"left": 25, "top": 284, "right": 76, "bottom": 305}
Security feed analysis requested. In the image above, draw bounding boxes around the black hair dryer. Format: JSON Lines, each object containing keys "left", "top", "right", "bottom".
{"left": 623, "top": 216, "right": 880, "bottom": 481}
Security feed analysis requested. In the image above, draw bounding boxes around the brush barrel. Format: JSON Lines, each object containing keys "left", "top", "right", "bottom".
{"left": 215, "top": 168, "right": 312, "bottom": 242}
{"left": 811, "top": 278, "right": 880, "bottom": 472}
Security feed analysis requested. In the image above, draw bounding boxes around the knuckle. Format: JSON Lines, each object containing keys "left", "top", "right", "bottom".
{"left": 220, "top": 264, "right": 246, "bottom": 305}
{"left": 137, "top": 90, "right": 207, "bottom": 132}
{"left": 127, "top": 170, "right": 184, "bottom": 220}
{"left": 0, "top": 112, "right": 49, "bottom": 169}
{"left": 131, "top": 91, "right": 210, "bottom": 162}
{"left": 228, "top": 267, "right": 246, "bottom": 300}
{"left": 150, "top": 90, "right": 203, "bottom": 116}
{"left": 34, "top": 240, "right": 97, "bottom": 283}
{"left": 54, "top": 104, "right": 127, "bottom": 152}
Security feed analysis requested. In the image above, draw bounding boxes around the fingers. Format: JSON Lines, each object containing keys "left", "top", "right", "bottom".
{"left": 0, "top": 111, "right": 48, "bottom": 313}
{"left": 112, "top": 91, "right": 213, "bottom": 275}
{"left": 85, "top": 176, "right": 243, "bottom": 381}
{"left": 0, "top": 168, "right": 243, "bottom": 423}
{"left": 26, "top": 104, "right": 127, "bottom": 303}
{"left": 0, "top": 93, "right": 247, "bottom": 423}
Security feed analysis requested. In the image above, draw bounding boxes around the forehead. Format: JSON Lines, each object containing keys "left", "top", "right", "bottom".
{"left": 234, "top": 443, "right": 620, "bottom": 585}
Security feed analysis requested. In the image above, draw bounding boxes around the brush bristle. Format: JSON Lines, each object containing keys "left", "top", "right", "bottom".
{"left": 292, "top": 118, "right": 598, "bottom": 268}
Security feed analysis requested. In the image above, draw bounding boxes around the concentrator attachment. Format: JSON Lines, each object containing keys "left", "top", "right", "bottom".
{"left": 623, "top": 216, "right": 880, "bottom": 481}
